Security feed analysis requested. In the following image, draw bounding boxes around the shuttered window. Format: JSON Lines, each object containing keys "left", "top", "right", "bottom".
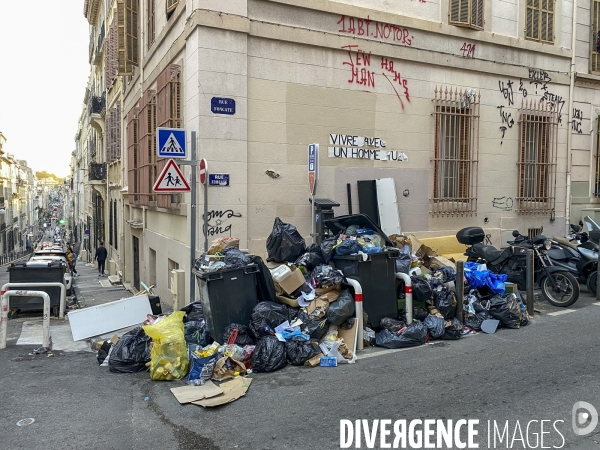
{"left": 595, "top": 115, "right": 600, "bottom": 197}
{"left": 147, "top": 0, "right": 155, "bottom": 49}
{"left": 105, "top": 18, "right": 119, "bottom": 88}
{"left": 517, "top": 100, "right": 558, "bottom": 214}
{"left": 449, "top": 0, "right": 484, "bottom": 30}
{"left": 156, "top": 65, "right": 182, "bottom": 208}
{"left": 116, "top": 0, "right": 138, "bottom": 75}
{"left": 127, "top": 106, "right": 139, "bottom": 203}
{"left": 106, "top": 104, "right": 121, "bottom": 164}
{"left": 591, "top": 1, "right": 600, "bottom": 74}
{"left": 432, "top": 86, "right": 480, "bottom": 216}
{"left": 138, "top": 90, "right": 157, "bottom": 206}
{"left": 526, "top": 0, "right": 554, "bottom": 44}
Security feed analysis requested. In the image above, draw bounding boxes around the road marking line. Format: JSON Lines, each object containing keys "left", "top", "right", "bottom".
{"left": 358, "top": 345, "right": 424, "bottom": 360}
{"left": 593, "top": 302, "right": 600, "bottom": 306}
{"left": 547, "top": 309, "right": 577, "bottom": 316}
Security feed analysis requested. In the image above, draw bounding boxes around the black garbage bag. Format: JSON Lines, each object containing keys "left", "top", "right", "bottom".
{"left": 423, "top": 315, "right": 445, "bottom": 338}
{"left": 108, "top": 327, "right": 151, "bottom": 373}
{"left": 335, "top": 240, "right": 362, "bottom": 256}
{"left": 222, "top": 323, "right": 255, "bottom": 346}
{"left": 320, "top": 237, "right": 338, "bottom": 264}
{"left": 297, "top": 310, "right": 330, "bottom": 340}
{"left": 222, "top": 247, "right": 252, "bottom": 269}
{"left": 97, "top": 340, "right": 112, "bottom": 364}
{"left": 411, "top": 276, "right": 433, "bottom": 303}
{"left": 464, "top": 314, "right": 483, "bottom": 331}
{"left": 380, "top": 317, "right": 406, "bottom": 332}
{"left": 375, "top": 322, "right": 427, "bottom": 349}
{"left": 433, "top": 288, "right": 457, "bottom": 320}
{"left": 310, "top": 265, "right": 345, "bottom": 288}
{"left": 248, "top": 255, "right": 277, "bottom": 303}
{"left": 285, "top": 339, "right": 321, "bottom": 366}
{"left": 184, "top": 320, "right": 213, "bottom": 346}
{"left": 413, "top": 306, "right": 429, "bottom": 321}
{"left": 250, "top": 302, "right": 291, "bottom": 339}
{"left": 475, "top": 309, "right": 495, "bottom": 323}
{"left": 521, "top": 311, "right": 531, "bottom": 327}
{"left": 294, "top": 244, "right": 325, "bottom": 271}
{"left": 489, "top": 294, "right": 522, "bottom": 329}
{"left": 395, "top": 253, "right": 411, "bottom": 275}
{"left": 251, "top": 336, "right": 287, "bottom": 373}
{"left": 326, "top": 289, "right": 355, "bottom": 326}
{"left": 434, "top": 266, "right": 456, "bottom": 283}
{"left": 266, "top": 217, "right": 306, "bottom": 263}
{"left": 180, "top": 301, "right": 204, "bottom": 322}
{"left": 440, "top": 317, "right": 463, "bottom": 340}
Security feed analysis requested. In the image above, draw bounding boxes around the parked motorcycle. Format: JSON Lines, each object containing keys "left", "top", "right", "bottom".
{"left": 551, "top": 225, "right": 598, "bottom": 295}
{"left": 457, "top": 227, "right": 580, "bottom": 307}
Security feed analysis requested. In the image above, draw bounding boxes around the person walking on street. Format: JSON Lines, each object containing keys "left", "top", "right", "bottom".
{"left": 67, "top": 246, "right": 78, "bottom": 277}
{"left": 95, "top": 241, "right": 108, "bottom": 277}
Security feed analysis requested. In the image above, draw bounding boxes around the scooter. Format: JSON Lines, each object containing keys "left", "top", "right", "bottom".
{"left": 457, "top": 226, "right": 580, "bottom": 307}
{"left": 550, "top": 227, "right": 598, "bottom": 294}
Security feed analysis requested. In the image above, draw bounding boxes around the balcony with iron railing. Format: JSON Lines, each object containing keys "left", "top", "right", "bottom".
{"left": 89, "top": 163, "right": 107, "bottom": 183}
{"left": 88, "top": 92, "right": 106, "bottom": 117}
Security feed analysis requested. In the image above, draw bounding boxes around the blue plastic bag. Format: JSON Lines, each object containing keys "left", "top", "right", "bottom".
{"left": 335, "top": 240, "right": 363, "bottom": 256}
{"left": 187, "top": 353, "right": 218, "bottom": 385}
{"left": 464, "top": 262, "right": 507, "bottom": 295}
{"left": 362, "top": 246, "right": 382, "bottom": 254}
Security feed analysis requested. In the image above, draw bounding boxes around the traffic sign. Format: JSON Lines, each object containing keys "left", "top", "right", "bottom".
{"left": 308, "top": 143, "right": 319, "bottom": 196}
{"left": 153, "top": 159, "right": 191, "bottom": 192}
{"left": 199, "top": 159, "right": 207, "bottom": 185}
{"left": 157, "top": 128, "right": 186, "bottom": 159}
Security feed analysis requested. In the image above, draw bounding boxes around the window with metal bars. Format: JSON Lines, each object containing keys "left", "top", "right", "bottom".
{"left": 147, "top": 0, "right": 155, "bottom": 49}
{"left": 449, "top": 0, "right": 484, "bottom": 30}
{"left": 431, "top": 86, "right": 480, "bottom": 216}
{"left": 138, "top": 90, "right": 157, "bottom": 206}
{"left": 591, "top": 1, "right": 600, "bottom": 74}
{"left": 594, "top": 115, "right": 600, "bottom": 197}
{"left": 517, "top": 99, "right": 558, "bottom": 214}
{"left": 525, "top": 0, "right": 554, "bottom": 44}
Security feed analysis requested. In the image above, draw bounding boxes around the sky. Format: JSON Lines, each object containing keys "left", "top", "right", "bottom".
{"left": 0, "top": 1, "right": 89, "bottom": 178}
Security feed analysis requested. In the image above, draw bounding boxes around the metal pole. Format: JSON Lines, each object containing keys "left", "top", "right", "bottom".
{"left": 189, "top": 131, "right": 197, "bottom": 304}
{"left": 1, "top": 290, "right": 51, "bottom": 350}
{"left": 311, "top": 194, "right": 316, "bottom": 244}
{"left": 526, "top": 249, "right": 535, "bottom": 317}
{"left": 346, "top": 183, "right": 352, "bottom": 215}
{"left": 396, "top": 273, "right": 413, "bottom": 323}
{"left": 455, "top": 260, "right": 464, "bottom": 323}
{"left": 203, "top": 173, "right": 208, "bottom": 253}
{"left": 596, "top": 261, "right": 600, "bottom": 301}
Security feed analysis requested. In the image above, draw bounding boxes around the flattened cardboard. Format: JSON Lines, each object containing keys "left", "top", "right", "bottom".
{"left": 318, "top": 290, "right": 341, "bottom": 303}
{"left": 278, "top": 265, "right": 305, "bottom": 295}
{"left": 338, "top": 320, "right": 358, "bottom": 353}
{"left": 305, "top": 353, "right": 324, "bottom": 367}
{"left": 192, "top": 377, "right": 252, "bottom": 407}
{"left": 307, "top": 298, "right": 329, "bottom": 318}
{"left": 170, "top": 381, "right": 223, "bottom": 404}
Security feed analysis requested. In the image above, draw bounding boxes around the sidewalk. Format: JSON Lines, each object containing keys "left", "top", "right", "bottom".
{"left": 71, "top": 256, "right": 132, "bottom": 309}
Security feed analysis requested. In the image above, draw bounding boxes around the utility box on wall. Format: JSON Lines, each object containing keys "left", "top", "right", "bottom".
{"left": 170, "top": 269, "right": 186, "bottom": 309}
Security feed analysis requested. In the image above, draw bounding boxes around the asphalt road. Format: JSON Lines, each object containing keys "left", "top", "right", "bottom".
{"left": 1, "top": 265, "right": 599, "bottom": 450}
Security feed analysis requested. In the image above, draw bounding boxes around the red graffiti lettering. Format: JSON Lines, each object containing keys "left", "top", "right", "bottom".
{"left": 339, "top": 15, "right": 413, "bottom": 46}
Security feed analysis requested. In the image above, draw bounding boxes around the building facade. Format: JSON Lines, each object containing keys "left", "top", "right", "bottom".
{"left": 75, "top": 0, "right": 600, "bottom": 307}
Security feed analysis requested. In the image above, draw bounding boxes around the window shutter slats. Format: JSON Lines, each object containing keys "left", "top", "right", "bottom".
{"left": 449, "top": 0, "right": 483, "bottom": 31}
{"left": 116, "top": 0, "right": 130, "bottom": 75}
{"left": 167, "top": 0, "right": 179, "bottom": 14}
{"left": 592, "top": 1, "right": 600, "bottom": 74}
{"left": 125, "top": 0, "right": 139, "bottom": 69}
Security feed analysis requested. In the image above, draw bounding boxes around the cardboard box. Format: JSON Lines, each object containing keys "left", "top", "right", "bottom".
{"left": 504, "top": 282, "right": 518, "bottom": 295}
{"left": 264, "top": 254, "right": 305, "bottom": 295}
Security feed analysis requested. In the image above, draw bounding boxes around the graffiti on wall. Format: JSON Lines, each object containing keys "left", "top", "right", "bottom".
{"left": 203, "top": 209, "right": 242, "bottom": 236}
{"left": 492, "top": 197, "right": 514, "bottom": 211}
{"left": 337, "top": 15, "right": 414, "bottom": 46}
{"left": 572, "top": 108, "right": 583, "bottom": 134}
{"left": 341, "top": 46, "right": 410, "bottom": 110}
{"left": 461, "top": 43, "right": 476, "bottom": 58}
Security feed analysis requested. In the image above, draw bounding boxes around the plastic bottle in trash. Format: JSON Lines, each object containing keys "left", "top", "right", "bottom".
{"left": 270, "top": 265, "right": 292, "bottom": 283}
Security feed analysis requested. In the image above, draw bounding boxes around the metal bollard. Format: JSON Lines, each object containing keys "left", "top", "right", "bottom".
{"left": 396, "top": 273, "right": 413, "bottom": 323}
{"left": 344, "top": 278, "right": 363, "bottom": 352}
{"left": 1, "top": 290, "right": 51, "bottom": 350}
{"left": 526, "top": 249, "right": 535, "bottom": 317}
{"left": 455, "top": 260, "right": 464, "bottom": 323}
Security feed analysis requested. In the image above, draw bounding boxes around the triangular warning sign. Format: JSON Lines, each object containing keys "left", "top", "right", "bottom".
{"left": 160, "top": 132, "right": 185, "bottom": 155}
{"left": 153, "top": 159, "right": 191, "bottom": 192}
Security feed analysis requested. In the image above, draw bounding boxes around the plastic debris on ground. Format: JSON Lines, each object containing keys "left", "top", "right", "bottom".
{"left": 143, "top": 311, "right": 189, "bottom": 381}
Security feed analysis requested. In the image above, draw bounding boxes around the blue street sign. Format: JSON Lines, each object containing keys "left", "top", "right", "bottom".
{"left": 211, "top": 97, "right": 236, "bottom": 115}
{"left": 209, "top": 173, "right": 230, "bottom": 186}
{"left": 157, "top": 128, "right": 186, "bottom": 158}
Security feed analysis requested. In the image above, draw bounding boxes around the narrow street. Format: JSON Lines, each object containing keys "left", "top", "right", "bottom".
{"left": 1, "top": 257, "right": 598, "bottom": 450}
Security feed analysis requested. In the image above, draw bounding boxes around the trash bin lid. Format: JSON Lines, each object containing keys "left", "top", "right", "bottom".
{"left": 323, "top": 214, "right": 393, "bottom": 246}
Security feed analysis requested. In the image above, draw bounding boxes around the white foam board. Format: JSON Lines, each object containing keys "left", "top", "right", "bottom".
{"left": 67, "top": 294, "right": 151, "bottom": 341}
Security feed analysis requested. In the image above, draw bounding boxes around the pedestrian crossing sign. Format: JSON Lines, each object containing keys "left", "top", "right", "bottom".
{"left": 153, "top": 159, "right": 191, "bottom": 192}
{"left": 157, "top": 128, "right": 186, "bottom": 158}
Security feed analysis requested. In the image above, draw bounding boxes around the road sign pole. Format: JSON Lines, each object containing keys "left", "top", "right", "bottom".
{"left": 204, "top": 176, "right": 208, "bottom": 252}
{"left": 189, "top": 132, "right": 197, "bottom": 304}
{"left": 311, "top": 194, "right": 316, "bottom": 245}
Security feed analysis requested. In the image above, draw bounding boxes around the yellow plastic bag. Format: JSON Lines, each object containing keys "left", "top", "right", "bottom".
{"left": 143, "top": 311, "right": 189, "bottom": 381}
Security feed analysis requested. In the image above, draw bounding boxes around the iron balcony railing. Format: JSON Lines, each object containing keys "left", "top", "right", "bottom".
{"left": 88, "top": 92, "right": 106, "bottom": 117}
{"left": 89, "top": 162, "right": 107, "bottom": 181}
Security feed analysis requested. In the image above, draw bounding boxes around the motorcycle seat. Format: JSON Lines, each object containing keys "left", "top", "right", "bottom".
{"left": 473, "top": 243, "right": 503, "bottom": 262}
{"left": 552, "top": 236, "right": 578, "bottom": 250}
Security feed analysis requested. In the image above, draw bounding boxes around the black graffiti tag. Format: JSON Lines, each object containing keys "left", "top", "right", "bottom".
{"left": 499, "top": 80, "right": 514, "bottom": 106}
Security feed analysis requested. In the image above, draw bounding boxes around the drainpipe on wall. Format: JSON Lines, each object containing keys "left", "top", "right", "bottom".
{"left": 565, "top": 0, "right": 578, "bottom": 231}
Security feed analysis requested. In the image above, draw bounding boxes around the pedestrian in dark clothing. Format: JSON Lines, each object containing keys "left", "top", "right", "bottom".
{"left": 95, "top": 241, "right": 108, "bottom": 277}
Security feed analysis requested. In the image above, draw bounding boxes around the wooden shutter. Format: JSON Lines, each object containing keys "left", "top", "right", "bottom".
{"left": 125, "top": 0, "right": 139, "bottom": 68}
{"left": 116, "top": 1, "right": 130, "bottom": 75}
{"left": 592, "top": 1, "right": 600, "bottom": 73}
{"left": 127, "top": 106, "right": 139, "bottom": 200}
{"left": 471, "top": 0, "right": 484, "bottom": 30}
{"left": 167, "top": 0, "right": 179, "bottom": 14}
{"left": 147, "top": 0, "right": 155, "bottom": 49}
{"left": 449, "top": 0, "right": 469, "bottom": 26}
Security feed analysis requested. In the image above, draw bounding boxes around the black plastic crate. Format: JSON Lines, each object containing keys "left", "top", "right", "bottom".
{"left": 332, "top": 249, "right": 400, "bottom": 328}
{"left": 193, "top": 265, "right": 260, "bottom": 341}
{"left": 7, "top": 262, "right": 65, "bottom": 311}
